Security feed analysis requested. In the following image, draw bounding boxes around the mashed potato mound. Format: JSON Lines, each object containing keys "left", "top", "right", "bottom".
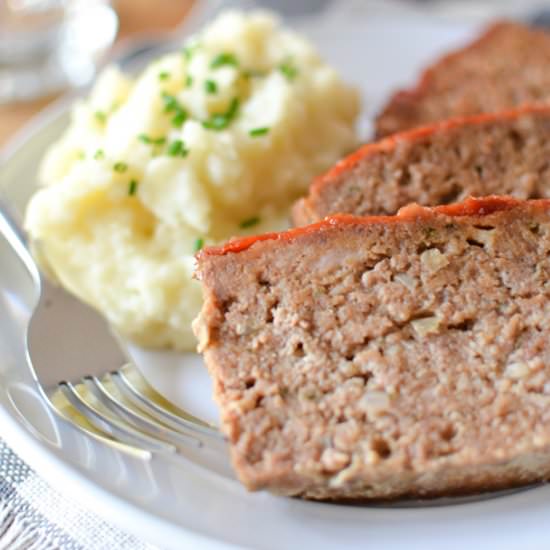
{"left": 25, "top": 10, "right": 360, "bottom": 350}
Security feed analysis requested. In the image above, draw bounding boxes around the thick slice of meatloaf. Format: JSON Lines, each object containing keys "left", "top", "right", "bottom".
{"left": 293, "top": 105, "right": 550, "bottom": 226}
{"left": 376, "top": 21, "right": 550, "bottom": 138}
{"left": 194, "top": 196, "right": 550, "bottom": 500}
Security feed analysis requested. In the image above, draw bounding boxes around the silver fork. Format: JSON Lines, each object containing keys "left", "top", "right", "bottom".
{"left": 0, "top": 197, "right": 225, "bottom": 463}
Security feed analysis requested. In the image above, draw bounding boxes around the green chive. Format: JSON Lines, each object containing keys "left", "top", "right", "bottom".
{"left": 161, "top": 92, "right": 187, "bottom": 127}
{"left": 210, "top": 52, "right": 238, "bottom": 69}
{"left": 113, "top": 162, "right": 128, "bottom": 173}
{"left": 158, "top": 71, "right": 170, "bottom": 81}
{"left": 139, "top": 134, "right": 166, "bottom": 146}
{"left": 193, "top": 237, "right": 204, "bottom": 252}
{"left": 239, "top": 216, "right": 260, "bottom": 229}
{"left": 227, "top": 97, "right": 239, "bottom": 117}
{"left": 95, "top": 111, "right": 107, "bottom": 123}
{"left": 204, "top": 79, "right": 218, "bottom": 94}
{"left": 167, "top": 139, "right": 189, "bottom": 157}
{"left": 171, "top": 110, "right": 187, "bottom": 128}
{"left": 249, "top": 127, "right": 270, "bottom": 137}
{"left": 186, "top": 74, "right": 193, "bottom": 87}
{"left": 279, "top": 61, "right": 298, "bottom": 81}
{"left": 128, "top": 180, "right": 138, "bottom": 196}
{"left": 202, "top": 115, "right": 225, "bottom": 131}
{"left": 93, "top": 149, "right": 104, "bottom": 160}
{"left": 202, "top": 98, "right": 239, "bottom": 131}
{"left": 162, "top": 92, "right": 179, "bottom": 113}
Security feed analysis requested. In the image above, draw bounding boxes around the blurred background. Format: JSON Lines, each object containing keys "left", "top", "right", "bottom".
{"left": 0, "top": 0, "right": 194, "bottom": 144}
{"left": 1, "top": 0, "right": 549, "bottom": 146}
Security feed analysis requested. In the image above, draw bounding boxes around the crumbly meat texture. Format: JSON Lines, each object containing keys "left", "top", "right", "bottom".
{"left": 375, "top": 21, "right": 550, "bottom": 138}
{"left": 194, "top": 197, "right": 550, "bottom": 500}
{"left": 293, "top": 105, "right": 550, "bottom": 225}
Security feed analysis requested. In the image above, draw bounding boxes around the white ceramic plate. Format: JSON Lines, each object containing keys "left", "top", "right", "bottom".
{"left": 3, "top": 5, "right": 550, "bottom": 550}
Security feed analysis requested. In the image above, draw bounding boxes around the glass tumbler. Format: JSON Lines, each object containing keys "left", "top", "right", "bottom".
{"left": 0, "top": 0, "right": 118, "bottom": 103}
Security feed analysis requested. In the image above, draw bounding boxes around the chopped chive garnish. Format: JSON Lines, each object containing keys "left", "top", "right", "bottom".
{"left": 193, "top": 237, "right": 204, "bottom": 252}
{"left": 166, "top": 139, "right": 189, "bottom": 157}
{"left": 158, "top": 71, "right": 170, "bottom": 81}
{"left": 93, "top": 149, "right": 104, "bottom": 160}
{"left": 229, "top": 97, "right": 240, "bottom": 115}
{"left": 204, "top": 79, "right": 218, "bottom": 94}
{"left": 77, "top": 150, "right": 85, "bottom": 160}
{"left": 227, "top": 97, "right": 239, "bottom": 117}
{"left": 210, "top": 52, "right": 238, "bottom": 69}
{"left": 171, "top": 111, "right": 187, "bottom": 127}
{"left": 139, "top": 134, "right": 166, "bottom": 146}
{"left": 202, "top": 115, "right": 225, "bottom": 130}
{"left": 162, "top": 92, "right": 179, "bottom": 113}
{"left": 202, "top": 98, "right": 240, "bottom": 131}
{"left": 279, "top": 61, "right": 298, "bottom": 81}
{"left": 239, "top": 216, "right": 260, "bottom": 229}
{"left": 95, "top": 111, "right": 107, "bottom": 123}
{"left": 249, "top": 127, "right": 270, "bottom": 137}
{"left": 186, "top": 74, "right": 193, "bottom": 87}
{"left": 113, "top": 162, "right": 128, "bottom": 173}
{"left": 128, "top": 180, "right": 138, "bottom": 196}
{"left": 161, "top": 92, "right": 187, "bottom": 127}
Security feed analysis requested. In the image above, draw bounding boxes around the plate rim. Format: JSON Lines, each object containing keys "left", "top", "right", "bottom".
{"left": 3, "top": 10, "right": 550, "bottom": 550}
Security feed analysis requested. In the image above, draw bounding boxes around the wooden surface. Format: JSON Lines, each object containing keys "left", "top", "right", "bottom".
{"left": 0, "top": 0, "right": 194, "bottom": 147}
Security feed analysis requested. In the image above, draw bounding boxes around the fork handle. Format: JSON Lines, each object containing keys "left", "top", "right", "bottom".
{"left": 0, "top": 194, "right": 40, "bottom": 283}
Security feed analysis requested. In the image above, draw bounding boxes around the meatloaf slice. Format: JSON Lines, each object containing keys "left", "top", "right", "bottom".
{"left": 376, "top": 21, "right": 550, "bottom": 138}
{"left": 194, "top": 196, "right": 550, "bottom": 500}
{"left": 293, "top": 105, "right": 550, "bottom": 225}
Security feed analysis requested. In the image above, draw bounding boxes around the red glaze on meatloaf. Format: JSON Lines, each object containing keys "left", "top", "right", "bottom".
{"left": 376, "top": 21, "right": 550, "bottom": 137}
{"left": 194, "top": 196, "right": 550, "bottom": 500}
{"left": 293, "top": 104, "right": 550, "bottom": 225}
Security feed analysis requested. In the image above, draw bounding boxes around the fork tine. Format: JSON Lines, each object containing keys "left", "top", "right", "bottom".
{"left": 48, "top": 386, "right": 153, "bottom": 459}
{"left": 111, "top": 367, "right": 222, "bottom": 440}
{"left": 83, "top": 376, "right": 203, "bottom": 449}
{"left": 58, "top": 381, "right": 177, "bottom": 454}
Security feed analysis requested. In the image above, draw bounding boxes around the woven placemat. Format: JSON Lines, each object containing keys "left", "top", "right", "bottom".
{"left": 0, "top": 440, "right": 157, "bottom": 550}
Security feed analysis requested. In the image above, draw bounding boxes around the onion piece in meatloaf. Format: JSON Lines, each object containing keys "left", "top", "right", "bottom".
{"left": 293, "top": 104, "right": 550, "bottom": 226}
{"left": 194, "top": 196, "right": 550, "bottom": 500}
{"left": 375, "top": 20, "right": 550, "bottom": 138}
